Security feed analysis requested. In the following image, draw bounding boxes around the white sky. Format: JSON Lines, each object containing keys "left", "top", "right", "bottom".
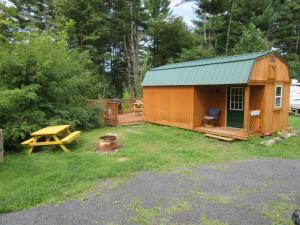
{"left": 1, "top": 0, "right": 15, "bottom": 7}
{"left": 169, "top": 0, "right": 198, "bottom": 28}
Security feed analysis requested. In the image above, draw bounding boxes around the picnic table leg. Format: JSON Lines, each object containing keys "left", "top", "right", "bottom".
{"left": 53, "top": 135, "right": 69, "bottom": 152}
{"left": 66, "top": 128, "right": 79, "bottom": 144}
{"left": 28, "top": 146, "right": 34, "bottom": 155}
{"left": 28, "top": 137, "right": 38, "bottom": 155}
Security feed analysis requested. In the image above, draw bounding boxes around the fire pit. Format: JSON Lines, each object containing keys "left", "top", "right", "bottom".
{"left": 99, "top": 135, "right": 118, "bottom": 151}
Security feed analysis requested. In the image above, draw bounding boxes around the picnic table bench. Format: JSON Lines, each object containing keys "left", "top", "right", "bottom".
{"left": 21, "top": 125, "right": 81, "bottom": 154}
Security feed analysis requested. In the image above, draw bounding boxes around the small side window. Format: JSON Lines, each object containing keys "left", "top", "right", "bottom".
{"left": 275, "top": 85, "right": 283, "bottom": 108}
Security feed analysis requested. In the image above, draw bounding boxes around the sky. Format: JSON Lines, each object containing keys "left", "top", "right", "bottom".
{"left": 169, "top": 0, "right": 198, "bottom": 28}
{"left": 1, "top": 0, "right": 15, "bottom": 7}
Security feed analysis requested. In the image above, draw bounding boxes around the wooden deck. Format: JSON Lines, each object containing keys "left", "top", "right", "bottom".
{"left": 194, "top": 126, "right": 250, "bottom": 140}
{"left": 117, "top": 113, "right": 143, "bottom": 126}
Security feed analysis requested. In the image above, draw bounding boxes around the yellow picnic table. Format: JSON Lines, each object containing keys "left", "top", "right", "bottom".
{"left": 21, "top": 125, "right": 81, "bottom": 154}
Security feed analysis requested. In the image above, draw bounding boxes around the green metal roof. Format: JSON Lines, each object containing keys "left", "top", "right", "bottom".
{"left": 142, "top": 51, "right": 273, "bottom": 86}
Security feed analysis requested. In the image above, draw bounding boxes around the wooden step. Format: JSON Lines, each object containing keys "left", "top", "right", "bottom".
{"left": 204, "top": 133, "right": 235, "bottom": 142}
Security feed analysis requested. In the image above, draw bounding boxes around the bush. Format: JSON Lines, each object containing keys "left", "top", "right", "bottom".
{"left": 0, "top": 34, "right": 103, "bottom": 150}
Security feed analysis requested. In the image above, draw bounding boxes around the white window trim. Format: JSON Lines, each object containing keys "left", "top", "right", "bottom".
{"left": 229, "top": 87, "right": 244, "bottom": 111}
{"left": 274, "top": 84, "right": 283, "bottom": 108}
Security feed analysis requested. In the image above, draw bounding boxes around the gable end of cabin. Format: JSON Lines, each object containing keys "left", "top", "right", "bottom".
{"left": 248, "top": 53, "right": 291, "bottom": 133}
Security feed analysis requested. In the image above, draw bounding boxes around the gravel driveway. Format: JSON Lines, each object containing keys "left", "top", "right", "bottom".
{"left": 1, "top": 159, "right": 300, "bottom": 225}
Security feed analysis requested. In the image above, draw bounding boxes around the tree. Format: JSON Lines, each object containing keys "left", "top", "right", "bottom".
{"left": 0, "top": 2, "right": 18, "bottom": 43}
{"left": 147, "top": 16, "right": 194, "bottom": 66}
{"left": 54, "top": 0, "right": 109, "bottom": 65}
{"left": 195, "top": 0, "right": 226, "bottom": 50}
{"left": 273, "top": 0, "right": 300, "bottom": 55}
{"left": 285, "top": 53, "right": 300, "bottom": 79}
{"left": 193, "top": 0, "right": 277, "bottom": 55}
{"left": 0, "top": 34, "right": 102, "bottom": 150}
{"left": 176, "top": 34, "right": 214, "bottom": 62}
{"left": 10, "top": 0, "right": 55, "bottom": 33}
{"left": 233, "top": 23, "right": 271, "bottom": 54}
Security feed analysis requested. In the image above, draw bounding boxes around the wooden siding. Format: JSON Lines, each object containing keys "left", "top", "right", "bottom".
{"left": 249, "top": 54, "right": 290, "bottom": 133}
{"left": 143, "top": 86, "right": 195, "bottom": 129}
{"left": 194, "top": 86, "right": 227, "bottom": 127}
{"left": 249, "top": 54, "right": 290, "bottom": 83}
{"left": 143, "top": 86, "right": 227, "bottom": 130}
{"left": 248, "top": 85, "right": 264, "bottom": 133}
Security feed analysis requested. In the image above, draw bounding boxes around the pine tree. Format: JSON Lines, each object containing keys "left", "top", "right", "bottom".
{"left": 233, "top": 23, "right": 271, "bottom": 54}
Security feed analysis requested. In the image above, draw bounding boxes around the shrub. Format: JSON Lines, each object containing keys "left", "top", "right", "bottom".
{"left": 0, "top": 34, "right": 103, "bottom": 150}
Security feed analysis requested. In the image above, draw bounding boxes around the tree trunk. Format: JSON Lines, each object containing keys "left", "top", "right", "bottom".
{"left": 123, "top": 1, "right": 139, "bottom": 97}
{"left": 131, "top": 20, "right": 139, "bottom": 97}
{"left": 0, "top": 129, "right": 4, "bottom": 163}
{"left": 296, "top": 22, "right": 300, "bottom": 52}
{"left": 203, "top": 14, "right": 207, "bottom": 45}
{"left": 225, "top": 0, "right": 235, "bottom": 55}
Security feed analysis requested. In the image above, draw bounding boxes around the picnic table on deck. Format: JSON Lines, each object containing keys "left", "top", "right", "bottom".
{"left": 21, "top": 125, "right": 81, "bottom": 154}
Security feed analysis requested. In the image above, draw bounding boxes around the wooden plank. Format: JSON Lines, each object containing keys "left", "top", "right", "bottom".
{"left": 28, "top": 141, "right": 63, "bottom": 146}
{"left": 0, "top": 129, "right": 4, "bottom": 162}
{"left": 194, "top": 127, "right": 249, "bottom": 140}
{"left": 244, "top": 86, "right": 250, "bottom": 130}
{"left": 21, "top": 138, "right": 35, "bottom": 145}
{"left": 143, "top": 86, "right": 195, "bottom": 129}
{"left": 31, "top": 125, "right": 70, "bottom": 136}
{"left": 249, "top": 54, "right": 290, "bottom": 134}
{"left": 61, "top": 131, "right": 81, "bottom": 144}
{"left": 249, "top": 54, "right": 290, "bottom": 83}
{"left": 204, "top": 133, "right": 234, "bottom": 141}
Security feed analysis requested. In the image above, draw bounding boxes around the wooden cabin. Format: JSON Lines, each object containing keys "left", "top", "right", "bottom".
{"left": 142, "top": 51, "right": 291, "bottom": 140}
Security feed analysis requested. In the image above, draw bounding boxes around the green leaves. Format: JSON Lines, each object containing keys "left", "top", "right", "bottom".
{"left": 233, "top": 23, "right": 271, "bottom": 54}
{"left": 0, "top": 34, "right": 102, "bottom": 150}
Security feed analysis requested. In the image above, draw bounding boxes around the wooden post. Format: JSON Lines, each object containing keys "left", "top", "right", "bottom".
{"left": 244, "top": 86, "right": 250, "bottom": 130}
{"left": 0, "top": 129, "right": 4, "bottom": 162}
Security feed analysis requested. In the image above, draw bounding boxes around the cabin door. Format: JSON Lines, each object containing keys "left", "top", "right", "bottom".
{"left": 227, "top": 86, "right": 244, "bottom": 128}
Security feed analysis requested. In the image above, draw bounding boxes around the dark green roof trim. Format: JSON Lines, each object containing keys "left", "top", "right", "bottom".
{"left": 142, "top": 51, "right": 273, "bottom": 86}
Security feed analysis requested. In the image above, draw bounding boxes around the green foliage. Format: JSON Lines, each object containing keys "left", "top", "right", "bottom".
{"left": 147, "top": 15, "right": 194, "bottom": 66}
{"left": 0, "top": 2, "right": 19, "bottom": 43}
{"left": 233, "top": 23, "right": 271, "bottom": 54}
{"left": 137, "top": 53, "right": 152, "bottom": 97}
{"left": 9, "top": 0, "right": 55, "bottom": 33}
{"left": 0, "top": 34, "right": 102, "bottom": 150}
{"left": 285, "top": 53, "right": 300, "bottom": 79}
{"left": 176, "top": 35, "right": 215, "bottom": 62}
{"left": 96, "top": 78, "right": 117, "bottom": 99}
{"left": 122, "top": 88, "right": 133, "bottom": 113}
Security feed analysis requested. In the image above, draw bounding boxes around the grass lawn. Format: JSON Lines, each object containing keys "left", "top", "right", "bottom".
{"left": 1, "top": 117, "right": 300, "bottom": 213}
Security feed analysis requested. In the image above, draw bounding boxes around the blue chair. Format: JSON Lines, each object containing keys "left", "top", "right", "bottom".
{"left": 202, "top": 108, "right": 220, "bottom": 127}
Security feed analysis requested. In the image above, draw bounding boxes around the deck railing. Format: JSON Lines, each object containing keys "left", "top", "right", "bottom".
{"left": 87, "top": 98, "right": 143, "bottom": 126}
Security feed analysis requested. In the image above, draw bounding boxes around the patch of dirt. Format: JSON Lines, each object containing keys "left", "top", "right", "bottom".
{"left": 117, "top": 157, "right": 128, "bottom": 162}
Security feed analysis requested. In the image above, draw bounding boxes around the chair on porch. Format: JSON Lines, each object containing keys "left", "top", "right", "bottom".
{"left": 202, "top": 108, "right": 220, "bottom": 127}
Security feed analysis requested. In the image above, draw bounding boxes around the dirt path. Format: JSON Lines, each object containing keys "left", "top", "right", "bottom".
{"left": 1, "top": 159, "right": 300, "bottom": 225}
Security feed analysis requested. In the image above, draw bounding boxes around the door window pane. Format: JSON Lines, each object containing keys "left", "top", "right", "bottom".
{"left": 229, "top": 87, "right": 244, "bottom": 111}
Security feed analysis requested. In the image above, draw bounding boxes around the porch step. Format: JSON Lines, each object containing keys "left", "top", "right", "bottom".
{"left": 204, "top": 133, "right": 235, "bottom": 142}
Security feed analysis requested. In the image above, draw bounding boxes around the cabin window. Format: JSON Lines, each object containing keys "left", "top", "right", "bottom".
{"left": 275, "top": 85, "right": 283, "bottom": 108}
{"left": 229, "top": 87, "right": 244, "bottom": 111}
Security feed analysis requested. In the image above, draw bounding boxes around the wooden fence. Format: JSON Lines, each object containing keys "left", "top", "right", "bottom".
{"left": 87, "top": 98, "right": 143, "bottom": 126}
